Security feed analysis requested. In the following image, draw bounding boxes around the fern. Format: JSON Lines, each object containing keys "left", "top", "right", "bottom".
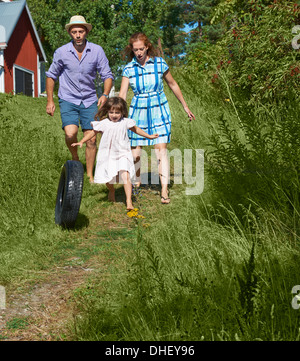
{"left": 236, "top": 242, "right": 258, "bottom": 323}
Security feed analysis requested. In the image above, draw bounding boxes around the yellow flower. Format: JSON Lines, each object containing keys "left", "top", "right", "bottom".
{"left": 126, "top": 208, "right": 145, "bottom": 219}
{"left": 225, "top": 98, "right": 230, "bottom": 102}
{"left": 127, "top": 209, "right": 139, "bottom": 218}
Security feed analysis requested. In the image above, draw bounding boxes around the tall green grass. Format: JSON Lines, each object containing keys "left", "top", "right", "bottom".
{"left": 72, "top": 196, "right": 300, "bottom": 341}
{"left": 0, "top": 94, "right": 64, "bottom": 283}
{"left": 0, "top": 93, "right": 97, "bottom": 284}
{"left": 1, "top": 78, "right": 299, "bottom": 340}
{"left": 71, "top": 70, "right": 300, "bottom": 341}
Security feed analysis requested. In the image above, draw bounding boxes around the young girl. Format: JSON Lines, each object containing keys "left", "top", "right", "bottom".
{"left": 71, "top": 97, "right": 158, "bottom": 210}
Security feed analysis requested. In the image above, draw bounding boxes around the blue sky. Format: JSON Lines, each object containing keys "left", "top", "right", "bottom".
{"left": 183, "top": 23, "right": 199, "bottom": 33}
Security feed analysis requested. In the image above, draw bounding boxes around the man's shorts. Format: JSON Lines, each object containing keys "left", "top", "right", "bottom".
{"left": 59, "top": 99, "right": 98, "bottom": 130}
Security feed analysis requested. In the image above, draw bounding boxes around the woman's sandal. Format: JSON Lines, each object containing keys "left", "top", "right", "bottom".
{"left": 161, "top": 194, "right": 170, "bottom": 204}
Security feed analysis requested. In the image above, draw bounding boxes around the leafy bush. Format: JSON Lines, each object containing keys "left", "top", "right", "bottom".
{"left": 187, "top": 0, "right": 300, "bottom": 105}
{"left": 181, "top": 0, "right": 300, "bottom": 234}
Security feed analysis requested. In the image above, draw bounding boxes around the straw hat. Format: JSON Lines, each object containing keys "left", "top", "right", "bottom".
{"left": 65, "top": 15, "right": 92, "bottom": 32}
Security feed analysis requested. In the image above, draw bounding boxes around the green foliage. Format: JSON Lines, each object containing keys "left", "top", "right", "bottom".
{"left": 185, "top": 40, "right": 220, "bottom": 74}
{"left": 72, "top": 196, "right": 300, "bottom": 341}
{"left": 160, "top": 0, "right": 186, "bottom": 58}
{"left": 27, "top": 0, "right": 191, "bottom": 73}
{"left": 27, "top": 0, "right": 131, "bottom": 74}
{"left": 70, "top": 68, "right": 300, "bottom": 341}
{"left": 211, "top": 0, "right": 277, "bottom": 25}
{"left": 207, "top": 0, "right": 300, "bottom": 104}
{"left": 183, "top": 1, "right": 300, "bottom": 228}
{"left": 0, "top": 93, "right": 76, "bottom": 283}
{"left": 181, "top": 0, "right": 223, "bottom": 47}
{"left": 236, "top": 242, "right": 259, "bottom": 322}
{"left": 27, "top": 0, "right": 225, "bottom": 69}
{"left": 3, "top": 1, "right": 300, "bottom": 340}
{"left": 6, "top": 317, "right": 29, "bottom": 330}
{"left": 205, "top": 89, "right": 300, "bottom": 233}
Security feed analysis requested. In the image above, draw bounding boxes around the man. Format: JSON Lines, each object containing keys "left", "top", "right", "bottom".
{"left": 46, "top": 15, "right": 114, "bottom": 183}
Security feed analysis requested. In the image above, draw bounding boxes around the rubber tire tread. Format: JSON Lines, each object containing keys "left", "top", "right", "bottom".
{"left": 55, "top": 160, "right": 84, "bottom": 228}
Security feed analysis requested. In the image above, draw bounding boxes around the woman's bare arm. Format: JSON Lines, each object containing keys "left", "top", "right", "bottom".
{"left": 163, "top": 70, "right": 195, "bottom": 121}
{"left": 119, "top": 77, "right": 130, "bottom": 101}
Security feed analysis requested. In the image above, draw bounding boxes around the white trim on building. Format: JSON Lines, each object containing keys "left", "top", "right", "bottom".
{"left": 0, "top": 50, "right": 5, "bottom": 93}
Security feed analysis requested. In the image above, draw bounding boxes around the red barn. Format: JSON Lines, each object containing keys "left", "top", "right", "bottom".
{"left": 0, "top": 0, "right": 47, "bottom": 97}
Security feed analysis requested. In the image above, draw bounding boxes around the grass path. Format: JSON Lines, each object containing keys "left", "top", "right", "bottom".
{"left": 0, "top": 178, "right": 181, "bottom": 340}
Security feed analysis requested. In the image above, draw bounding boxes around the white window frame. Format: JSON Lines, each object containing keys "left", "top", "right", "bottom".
{"left": 0, "top": 49, "right": 4, "bottom": 93}
{"left": 13, "top": 64, "right": 35, "bottom": 97}
{"left": 37, "top": 53, "right": 41, "bottom": 97}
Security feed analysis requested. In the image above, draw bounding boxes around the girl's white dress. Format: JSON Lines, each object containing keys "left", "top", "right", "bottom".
{"left": 91, "top": 117, "right": 136, "bottom": 184}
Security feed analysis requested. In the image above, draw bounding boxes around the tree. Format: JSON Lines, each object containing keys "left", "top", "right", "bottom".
{"left": 27, "top": 0, "right": 172, "bottom": 73}
{"left": 27, "top": 0, "right": 132, "bottom": 74}
{"left": 159, "top": 0, "right": 186, "bottom": 59}
{"left": 27, "top": 0, "right": 205, "bottom": 71}
{"left": 180, "top": 0, "right": 222, "bottom": 46}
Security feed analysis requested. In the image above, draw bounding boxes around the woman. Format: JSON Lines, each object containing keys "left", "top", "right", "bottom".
{"left": 119, "top": 32, "right": 195, "bottom": 204}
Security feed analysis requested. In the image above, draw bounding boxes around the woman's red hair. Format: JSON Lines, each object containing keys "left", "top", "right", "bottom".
{"left": 123, "top": 32, "right": 159, "bottom": 61}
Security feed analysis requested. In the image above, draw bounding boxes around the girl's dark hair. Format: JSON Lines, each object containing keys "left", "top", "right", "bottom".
{"left": 94, "top": 97, "right": 128, "bottom": 121}
{"left": 123, "top": 32, "right": 160, "bottom": 61}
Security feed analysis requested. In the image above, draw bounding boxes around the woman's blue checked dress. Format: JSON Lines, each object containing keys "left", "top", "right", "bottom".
{"left": 122, "top": 57, "right": 171, "bottom": 146}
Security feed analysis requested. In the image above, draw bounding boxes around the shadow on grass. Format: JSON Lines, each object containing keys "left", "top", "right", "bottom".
{"left": 56, "top": 213, "right": 89, "bottom": 231}
{"left": 112, "top": 172, "right": 175, "bottom": 204}
{"left": 73, "top": 213, "right": 89, "bottom": 230}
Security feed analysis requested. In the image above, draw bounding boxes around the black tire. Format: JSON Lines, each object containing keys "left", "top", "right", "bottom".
{"left": 55, "top": 160, "right": 84, "bottom": 228}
